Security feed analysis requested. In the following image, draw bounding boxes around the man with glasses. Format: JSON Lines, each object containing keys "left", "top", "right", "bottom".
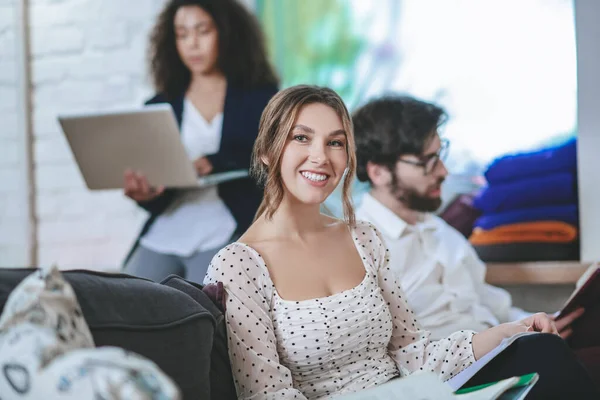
{"left": 353, "top": 95, "right": 529, "bottom": 340}
{"left": 352, "top": 95, "right": 600, "bottom": 388}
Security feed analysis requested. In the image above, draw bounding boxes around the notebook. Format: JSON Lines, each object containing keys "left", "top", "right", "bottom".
{"left": 333, "top": 372, "right": 538, "bottom": 400}
{"left": 446, "top": 332, "right": 537, "bottom": 391}
{"left": 455, "top": 373, "right": 539, "bottom": 400}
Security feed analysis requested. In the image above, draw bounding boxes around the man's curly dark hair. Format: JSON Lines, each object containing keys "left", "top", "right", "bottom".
{"left": 352, "top": 95, "right": 447, "bottom": 183}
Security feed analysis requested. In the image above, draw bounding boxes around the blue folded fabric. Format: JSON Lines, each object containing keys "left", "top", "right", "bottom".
{"left": 473, "top": 172, "right": 577, "bottom": 213}
{"left": 474, "top": 204, "right": 579, "bottom": 230}
{"left": 485, "top": 138, "right": 577, "bottom": 184}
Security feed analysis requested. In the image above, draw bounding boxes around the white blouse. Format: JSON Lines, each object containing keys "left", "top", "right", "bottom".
{"left": 140, "top": 99, "right": 236, "bottom": 256}
{"left": 204, "top": 221, "right": 476, "bottom": 399}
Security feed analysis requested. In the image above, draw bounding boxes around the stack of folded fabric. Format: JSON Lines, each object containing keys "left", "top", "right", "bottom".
{"left": 470, "top": 138, "right": 580, "bottom": 262}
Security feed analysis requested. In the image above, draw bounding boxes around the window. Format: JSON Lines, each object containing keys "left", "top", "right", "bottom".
{"left": 257, "top": 0, "right": 577, "bottom": 216}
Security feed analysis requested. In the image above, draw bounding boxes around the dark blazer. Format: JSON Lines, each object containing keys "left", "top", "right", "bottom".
{"left": 124, "top": 84, "right": 278, "bottom": 264}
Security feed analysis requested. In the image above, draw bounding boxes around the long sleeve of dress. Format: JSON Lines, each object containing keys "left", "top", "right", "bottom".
{"left": 204, "top": 244, "right": 307, "bottom": 400}
{"left": 361, "top": 222, "right": 477, "bottom": 381}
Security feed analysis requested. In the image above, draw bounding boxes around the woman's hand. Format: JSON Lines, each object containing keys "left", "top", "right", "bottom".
{"left": 499, "top": 312, "right": 559, "bottom": 340}
{"left": 514, "top": 312, "right": 559, "bottom": 335}
{"left": 194, "top": 157, "right": 213, "bottom": 176}
{"left": 124, "top": 170, "right": 164, "bottom": 202}
{"left": 472, "top": 313, "right": 559, "bottom": 360}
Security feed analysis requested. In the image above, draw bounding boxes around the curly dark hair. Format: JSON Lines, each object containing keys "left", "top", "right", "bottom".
{"left": 149, "top": 0, "right": 279, "bottom": 99}
{"left": 353, "top": 95, "right": 447, "bottom": 183}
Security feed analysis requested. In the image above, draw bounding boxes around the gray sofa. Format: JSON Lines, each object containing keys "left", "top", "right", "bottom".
{"left": 0, "top": 268, "right": 236, "bottom": 400}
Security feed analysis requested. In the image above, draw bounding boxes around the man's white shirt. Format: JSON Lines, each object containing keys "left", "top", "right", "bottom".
{"left": 356, "top": 192, "right": 529, "bottom": 340}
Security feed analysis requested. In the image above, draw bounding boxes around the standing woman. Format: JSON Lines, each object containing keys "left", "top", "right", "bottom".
{"left": 123, "top": 0, "right": 279, "bottom": 283}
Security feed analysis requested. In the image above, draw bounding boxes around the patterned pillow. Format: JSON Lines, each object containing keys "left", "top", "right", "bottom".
{"left": 0, "top": 265, "right": 181, "bottom": 399}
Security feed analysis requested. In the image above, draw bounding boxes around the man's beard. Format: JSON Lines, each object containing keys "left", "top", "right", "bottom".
{"left": 389, "top": 172, "right": 444, "bottom": 212}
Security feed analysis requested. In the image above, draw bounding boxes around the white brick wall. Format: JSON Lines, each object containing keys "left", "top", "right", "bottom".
{"left": 16, "top": 0, "right": 168, "bottom": 269}
{"left": 27, "top": 0, "right": 172, "bottom": 269}
{"left": 0, "top": 21, "right": 16, "bottom": 60}
{"left": 0, "top": 1, "right": 28, "bottom": 266}
{"left": 31, "top": 26, "right": 85, "bottom": 57}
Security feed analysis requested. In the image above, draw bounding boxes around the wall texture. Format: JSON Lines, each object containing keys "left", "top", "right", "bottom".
{"left": 29, "top": 0, "right": 170, "bottom": 270}
{"left": 1, "top": 0, "right": 167, "bottom": 269}
{"left": 0, "top": 0, "right": 29, "bottom": 266}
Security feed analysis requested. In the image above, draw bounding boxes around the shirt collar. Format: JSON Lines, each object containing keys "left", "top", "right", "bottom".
{"left": 359, "top": 193, "right": 438, "bottom": 239}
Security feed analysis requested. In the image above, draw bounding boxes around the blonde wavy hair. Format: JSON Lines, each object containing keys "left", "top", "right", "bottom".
{"left": 251, "top": 85, "right": 356, "bottom": 226}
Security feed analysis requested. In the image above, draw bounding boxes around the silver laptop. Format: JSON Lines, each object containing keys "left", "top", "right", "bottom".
{"left": 58, "top": 104, "right": 248, "bottom": 190}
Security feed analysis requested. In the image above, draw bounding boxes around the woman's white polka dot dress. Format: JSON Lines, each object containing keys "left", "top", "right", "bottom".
{"left": 204, "top": 221, "right": 475, "bottom": 399}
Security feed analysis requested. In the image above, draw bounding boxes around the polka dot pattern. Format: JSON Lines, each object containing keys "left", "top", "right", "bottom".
{"left": 204, "top": 221, "right": 476, "bottom": 399}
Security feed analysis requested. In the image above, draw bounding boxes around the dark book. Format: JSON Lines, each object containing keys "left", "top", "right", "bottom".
{"left": 557, "top": 264, "right": 600, "bottom": 319}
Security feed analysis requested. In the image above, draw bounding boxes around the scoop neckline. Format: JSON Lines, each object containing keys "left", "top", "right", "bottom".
{"left": 230, "top": 224, "right": 373, "bottom": 304}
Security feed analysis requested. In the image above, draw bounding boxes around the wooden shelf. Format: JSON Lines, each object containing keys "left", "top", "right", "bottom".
{"left": 485, "top": 261, "right": 592, "bottom": 285}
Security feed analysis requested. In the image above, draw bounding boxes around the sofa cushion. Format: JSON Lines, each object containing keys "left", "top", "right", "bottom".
{"left": 0, "top": 268, "right": 215, "bottom": 400}
{"left": 439, "top": 193, "right": 481, "bottom": 238}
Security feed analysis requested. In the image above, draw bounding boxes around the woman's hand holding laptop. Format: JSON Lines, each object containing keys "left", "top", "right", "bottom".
{"left": 124, "top": 155, "right": 211, "bottom": 202}
{"left": 193, "top": 157, "right": 213, "bottom": 176}
{"left": 124, "top": 169, "right": 165, "bottom": 202}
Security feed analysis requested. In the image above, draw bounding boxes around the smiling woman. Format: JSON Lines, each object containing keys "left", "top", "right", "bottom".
{"left": 250, "top": 85, "right": 356, "bottom": 225}
{"left": 282, "top": 117, "right": 348, "bottom": 188}
{"left": 200, "top": 85, "right": 598, "bottom": 399}
{"left": 279, "top": 104, "right": 349, "bottom": 206}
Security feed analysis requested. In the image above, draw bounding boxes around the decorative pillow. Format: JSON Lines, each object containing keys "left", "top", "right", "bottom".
{"left": 202, "top": 281, "right": 227, "bottom": 312}
{"left": 0, "top": 266, "right": 181, "bottom": 399}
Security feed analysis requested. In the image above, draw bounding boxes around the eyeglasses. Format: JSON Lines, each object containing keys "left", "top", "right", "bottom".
{"left": 397, "top": 138, "right": 450, "bottom": 175}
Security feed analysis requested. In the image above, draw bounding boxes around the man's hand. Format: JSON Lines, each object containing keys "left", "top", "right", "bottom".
{"left": 124, "top": 170, "right": 164, "bottom": 202}
{"left": 553, "top": 307, "right": 585, "bottom": 339}
{"left": 194, "top": 157, "right": 213, "bottom": 176}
